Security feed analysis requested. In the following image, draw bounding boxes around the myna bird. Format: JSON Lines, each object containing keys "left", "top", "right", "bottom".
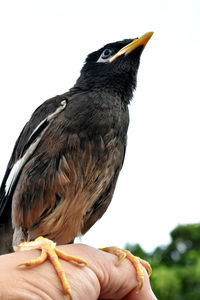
{"left": 0, "top": 32, "right": 153, "bottom": 298}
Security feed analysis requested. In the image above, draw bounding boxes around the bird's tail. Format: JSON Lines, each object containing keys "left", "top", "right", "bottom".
{"left": 0, "top": 189, "right": 13, "bottom": 254}
{"left": 0, "top": 221, "right": 13, "bottom": 254}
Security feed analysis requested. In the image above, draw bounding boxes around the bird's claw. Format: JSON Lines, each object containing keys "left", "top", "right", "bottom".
{"left": 16, "top": 236, "right": 87, "bottom": 299}
{"left": 100, "top": 246, "right": 152, "bottom": 292}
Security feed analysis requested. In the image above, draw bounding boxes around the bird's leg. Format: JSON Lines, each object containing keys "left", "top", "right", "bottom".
{"left": 100, "top": 246, "right": 152, "bottom": 293}
{"left": 16, "top": 236, "right": 87, "bottom": 299}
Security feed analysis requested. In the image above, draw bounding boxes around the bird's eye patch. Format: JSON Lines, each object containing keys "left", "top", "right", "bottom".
{"left": 97, "top": 48, "right": 113, "bottom": 63}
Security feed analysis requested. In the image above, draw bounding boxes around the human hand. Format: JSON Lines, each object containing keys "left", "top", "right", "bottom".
{"left": 0, "top": 243, "right": 157, "bottom": 299}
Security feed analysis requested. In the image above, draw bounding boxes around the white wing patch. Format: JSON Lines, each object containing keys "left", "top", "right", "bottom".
{"left": 5, "top": 100, "right": 67, "bottom": 196}
{"left": 29, "top": 100, "right": 66, "bottom": 142}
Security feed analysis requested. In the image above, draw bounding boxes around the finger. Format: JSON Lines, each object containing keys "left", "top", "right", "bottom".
{"left": 122, "top": 267, "right": 157, "bottom": 300}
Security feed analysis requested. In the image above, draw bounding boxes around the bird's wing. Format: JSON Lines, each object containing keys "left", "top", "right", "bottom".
{"left": 0, "top": 94, "right": 68, "bottom": 219}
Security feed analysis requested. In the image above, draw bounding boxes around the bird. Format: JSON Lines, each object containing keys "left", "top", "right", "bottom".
{"left": 0, "top": 32, "right": 153, "bottom": 298}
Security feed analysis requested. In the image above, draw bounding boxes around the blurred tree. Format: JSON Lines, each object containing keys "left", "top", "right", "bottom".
{"left": 126, "top": 224, "right": 200, "bottom": 300}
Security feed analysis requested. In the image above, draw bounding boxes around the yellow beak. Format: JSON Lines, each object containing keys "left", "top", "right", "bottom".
{"left": 109, "top": 31, "right": 154, "bottom": 63}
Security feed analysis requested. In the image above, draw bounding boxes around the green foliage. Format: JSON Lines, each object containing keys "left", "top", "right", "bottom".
{"left": 151, "top": 265, "right": 181, "bottom": 299}
{"left": 125, "top": 224, "right": 200, "bottom": 300}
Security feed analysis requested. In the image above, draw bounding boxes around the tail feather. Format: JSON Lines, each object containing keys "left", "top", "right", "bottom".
{"left": 0, "top": 182, "right": 13, "bottom": 254}
{"left": 0, "top": 221, "right": 13, "bottom": 254}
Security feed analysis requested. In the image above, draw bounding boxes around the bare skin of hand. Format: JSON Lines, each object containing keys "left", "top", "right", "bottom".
{"left": 0, "top": 244, "right": 157, "bottom": 300}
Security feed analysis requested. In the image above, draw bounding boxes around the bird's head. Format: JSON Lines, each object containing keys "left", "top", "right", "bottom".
{"left": 72, "top": 32, "right": 153, "bottom": 103}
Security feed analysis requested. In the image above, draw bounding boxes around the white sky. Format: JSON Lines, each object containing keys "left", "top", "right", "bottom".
{"left": 0, "top": 0, "right": 199, "bottom": 252}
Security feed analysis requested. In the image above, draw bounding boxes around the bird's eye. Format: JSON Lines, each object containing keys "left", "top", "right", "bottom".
{"left": 97, "top": 48, "right": 113, "bottom": 63}
{"left": 101, "top": 49, "right": 112, "bottom": 59}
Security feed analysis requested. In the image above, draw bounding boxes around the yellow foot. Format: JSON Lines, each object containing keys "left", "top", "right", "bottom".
{"left": 100, "top": 246, "right": 152, "bottom": 293}
{"left": 16, "top": 236, "right": 87, "bottom": 299}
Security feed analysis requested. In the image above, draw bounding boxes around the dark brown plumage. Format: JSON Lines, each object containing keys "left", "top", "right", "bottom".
{"left": 0, "top": 32, "right": 153, "bottom": 254}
